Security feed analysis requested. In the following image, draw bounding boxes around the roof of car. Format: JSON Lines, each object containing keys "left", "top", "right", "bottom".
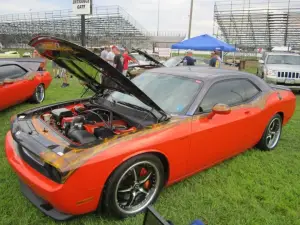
{"left": 148, "top": 66, "right": 250, "bottom": 80}
{"left": 266, "top": 52, "right": 299, "bottom": 56}
{"left": 0, "top": 61, "right": 20, "bottom": 66}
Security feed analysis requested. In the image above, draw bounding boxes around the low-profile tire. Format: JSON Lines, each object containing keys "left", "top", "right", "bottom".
{"left": 30, "top": 84, "right": 45, "bottom": 104}
{"left": 101, "top": 154, "right": 165, "bottom": 218}
{"left": 256, "top": 114, "right": 282, "bottom": 151}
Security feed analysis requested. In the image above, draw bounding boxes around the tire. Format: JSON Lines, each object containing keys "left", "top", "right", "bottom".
{"left": 101, "top": 154, "right": 165, "bottom": 218}
{"left": 256, "top": 114, "right": 282, "bottom": 151}
{"left": 30, "top": 84, "right": 45, "bottom": 104}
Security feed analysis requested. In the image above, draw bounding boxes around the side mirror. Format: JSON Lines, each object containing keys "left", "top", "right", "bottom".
{"left": 207, "top": 103, "right": 231, "bottom": 119}
{"left": 258, "top": 59, "right": 264, "bottom": 64}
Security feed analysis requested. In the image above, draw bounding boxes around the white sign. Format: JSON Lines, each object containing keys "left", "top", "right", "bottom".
{"left": 72, "top": 0, "right": 92, "bottom": 15}
{"left": 155, "top": 48, "right": 171, "bottom": 57}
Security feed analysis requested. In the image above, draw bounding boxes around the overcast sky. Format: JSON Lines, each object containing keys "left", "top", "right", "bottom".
{"left": 0, "top": 0, "right": 215, "bottom": 37}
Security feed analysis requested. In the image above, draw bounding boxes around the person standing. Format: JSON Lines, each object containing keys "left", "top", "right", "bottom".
{"left": 209, "top": 52, "right": 217, "bottom": 67}
{"left": 112, "top": 46, "right": 124, "bottom": 73}
{"left": 100, "top": 46, "right": 109, "bottom": 60}
{"left": 52, "top": 61, "right": 60, "bottom": 78}
{"left": 183, "top": 50, "right": 196, "bottom": 66}
{"left": 122, "top": 49, "right": 137, "bottom": 77}
{"left": 106, "top": 45, "right": 115, "bottom": 66}
{"left": 214, "top": 50, "right": 222, "bottom": 68}
{"left": 60, "top": 68, "right": 70, "bottom": 88}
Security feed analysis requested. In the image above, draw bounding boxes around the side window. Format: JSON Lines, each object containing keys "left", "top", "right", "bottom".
{"left": 199, "top": 79, "right": 260, "bottom": 113}
{"left": 0, "top": 65, "right": 27, "bottom": 81}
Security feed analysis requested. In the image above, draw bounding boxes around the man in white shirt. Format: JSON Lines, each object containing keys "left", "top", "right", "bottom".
{"left": 106, "top": 46, "right": 115, "bottom": 66}
{"left": 100, "top": 46, "right": 109, "bottom": 60}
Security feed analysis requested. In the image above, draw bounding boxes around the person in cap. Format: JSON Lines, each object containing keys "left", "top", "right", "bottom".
{"left": 122, "top": 48, "right": 137, "bottom": 77}
{"left": 112, "top": 46, "right": 124, "bottom": 73}
{"left": 183, "top": 50, "right": 196, "bottom": 66}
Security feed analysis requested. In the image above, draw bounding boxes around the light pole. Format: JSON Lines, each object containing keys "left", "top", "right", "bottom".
{"left": 188, "top": 0, "right": 194, "bottom": 39}
{"left": 157, "top": 0, "right": 160, "bottom": 36}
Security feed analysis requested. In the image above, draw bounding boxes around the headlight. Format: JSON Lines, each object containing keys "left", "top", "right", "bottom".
{"left": 267, "top": 69, "right": 278, "bottom": 76}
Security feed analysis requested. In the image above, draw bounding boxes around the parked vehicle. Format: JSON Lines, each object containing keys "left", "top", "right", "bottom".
{"left": 130, "top": 51, "right": 161, "bottom": 66}
{"left": 0, "top": 58, "right": 52, "bottom": 110}
{"left": 5, "top": 36, "right": 296, "bottom": 221}
{"left": 0, "top": 50, "right": 21, "bottom": 58}
{"left": 128, "top": 49, "right": 209, "bottom": 78}
{"left": 22, "top": 52, "right": 32, "bottom": 58}
{"left": 257, "top": 52, "right": 300, "bottom": 91}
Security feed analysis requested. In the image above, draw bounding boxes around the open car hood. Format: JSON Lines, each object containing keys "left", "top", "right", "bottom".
{"left": 29, "top": 36, "right": 168, "bottom": 120}
{"left": 131, "top": 48, "right": 165, "bottom": 67}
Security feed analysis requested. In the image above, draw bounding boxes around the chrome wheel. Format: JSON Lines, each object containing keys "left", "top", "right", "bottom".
{"left": 266, "top": 117, "right": 281, "bottom": 149}
{"left": 114, "top": 161, "right": 161, "bottom": 214}
{"left": 35, "top": 85, "right": 45, "bottom": 103}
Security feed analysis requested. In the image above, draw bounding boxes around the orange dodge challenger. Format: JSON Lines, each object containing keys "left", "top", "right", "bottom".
{"left": 5, "top": 36, "right": 296, "bottom": 221}
{"left": 0, "top": 58, "right": 52, "bottom": 111}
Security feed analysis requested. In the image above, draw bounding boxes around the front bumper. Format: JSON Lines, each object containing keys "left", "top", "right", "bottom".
{"left": 19, "top": 179, "right": 73, "bottom": 221}
{"left": 5, "top": 131, "right": 101, "bottom": 220}
{"left": 265, "top": 76, "right": 300, "bottom": 91}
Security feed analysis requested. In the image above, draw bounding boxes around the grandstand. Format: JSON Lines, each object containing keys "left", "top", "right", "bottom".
{"left": 0, "top": 5, "right": 185, "bottom": 49}
{"left": 214, "top": 0, "right": 300, "bottom": 50}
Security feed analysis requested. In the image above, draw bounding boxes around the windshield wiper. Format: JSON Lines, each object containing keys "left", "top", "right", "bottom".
{"left": 117, "top": 100, "right": 160, "bottom": 124}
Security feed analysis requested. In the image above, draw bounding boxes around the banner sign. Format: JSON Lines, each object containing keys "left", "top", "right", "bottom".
{"left": 72, "top": 0, "right": 92, "bottom": 15}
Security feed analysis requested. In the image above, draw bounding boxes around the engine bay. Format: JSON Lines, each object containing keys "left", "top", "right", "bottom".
{"left": 41, "top": 102, "right": 137, "bottom": 145}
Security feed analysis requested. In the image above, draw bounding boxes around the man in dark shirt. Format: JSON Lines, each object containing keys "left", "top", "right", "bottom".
{"left": 112, "top": 46, "right": 124, "bottom": 73}
{"left": 209, "top": 52, "right": 217, "bottom": 67}
{"left": 183, "top": 50, "right": 196, "bottom": 66}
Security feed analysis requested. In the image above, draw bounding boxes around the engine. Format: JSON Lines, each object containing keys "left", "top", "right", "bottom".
{"left": 41, "top": 103, "right": 136, "bottom": 145}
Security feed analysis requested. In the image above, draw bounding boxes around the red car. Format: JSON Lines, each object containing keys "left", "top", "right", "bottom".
{"left": 5, "top": 36, "right": 296, "bottom": 221}
{"left": 0, "top": 58, "right": 52, "bottom": 111}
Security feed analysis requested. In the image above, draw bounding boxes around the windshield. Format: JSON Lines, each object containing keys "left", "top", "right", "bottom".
{"left": 266, "top": 55, "right": 300, "bottom": 65}
{"left": 106, "top": 72, "right": 202, "bottom": 114}
{"left": 130, "top": 54, "right": 147, "bottom": 62}
{"left": 163, "top": 57, "right": 183, "bottom": 67}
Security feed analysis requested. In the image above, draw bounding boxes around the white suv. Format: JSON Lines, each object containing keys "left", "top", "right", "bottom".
{"left": 257, "top": 52, "right": 300, "bottom": 91}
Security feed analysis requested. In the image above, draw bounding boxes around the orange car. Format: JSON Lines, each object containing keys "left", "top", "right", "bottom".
{"left": 0, "top": 58, "right": 52, "bottom": 111}
{"left": 5, "top": 36, "right": 296, "bottom": 221}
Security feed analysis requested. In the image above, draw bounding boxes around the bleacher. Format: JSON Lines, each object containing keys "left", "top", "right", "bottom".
{"left": 0, "top": 6, "right": 152, "bottom": 48}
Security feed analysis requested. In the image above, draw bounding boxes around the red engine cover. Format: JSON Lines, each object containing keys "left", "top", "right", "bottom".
{"left": 61, "top": 117, "right": 76, "bottom": 128}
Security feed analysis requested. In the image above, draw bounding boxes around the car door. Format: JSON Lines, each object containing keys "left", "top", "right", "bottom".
{"left": 187, "top": 78, "right": 262, "bottom": 174}
{"left": 0, "top": 64, "right": 31, "bottom": 110}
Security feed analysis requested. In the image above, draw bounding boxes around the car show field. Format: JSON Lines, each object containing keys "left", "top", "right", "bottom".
{"left": 0, "top": 60, "right": 299, "bottom": 225}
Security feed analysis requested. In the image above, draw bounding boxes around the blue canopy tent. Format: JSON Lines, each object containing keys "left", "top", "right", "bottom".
{"left": 171, "top": 34, "right": 236, "bottom": 52}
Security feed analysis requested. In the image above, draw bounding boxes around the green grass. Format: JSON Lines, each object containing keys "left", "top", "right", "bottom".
{"left": 0, "top": 63, "right": 300, "bottom": 225}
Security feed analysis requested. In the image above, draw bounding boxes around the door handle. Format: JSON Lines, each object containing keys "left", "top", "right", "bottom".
{"left": 244, "top": 110, "right": 251, "bottom": 115}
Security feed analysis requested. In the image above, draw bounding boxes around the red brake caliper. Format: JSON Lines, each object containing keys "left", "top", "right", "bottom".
{"left": 140, "top": 168, "right": 150, "bottom": 189}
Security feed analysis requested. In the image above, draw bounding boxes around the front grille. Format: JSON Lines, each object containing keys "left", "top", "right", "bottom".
{"left": 277, "top": 71, "right": 300, "bottom": 79}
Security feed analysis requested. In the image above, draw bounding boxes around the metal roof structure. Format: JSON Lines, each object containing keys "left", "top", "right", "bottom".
{"left": 0, "top": 5, "right": 185, "bottom": 49}
{"left": 213, "top": 0, "right": 300, "bottom": 50}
